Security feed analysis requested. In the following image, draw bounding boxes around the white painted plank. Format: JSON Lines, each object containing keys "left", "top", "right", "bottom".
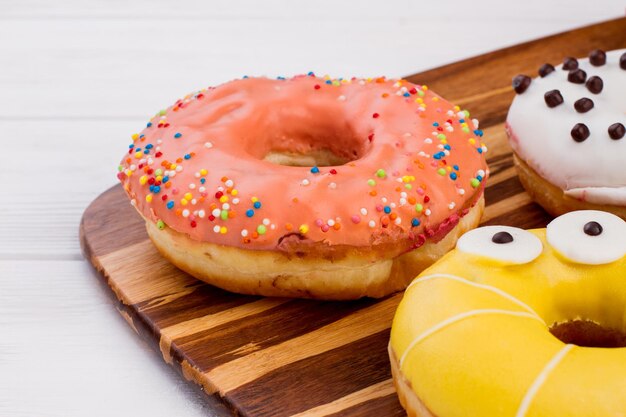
{"left": 0, "top": 119, "right": 137, "bottom": 258}
{"left": 0, "top": 1, "right": 623, "bottom": 118}
{"left": 0, "top": 260, "right": 213, "bottom": 417}
{"left": 4, "top": 0, "right": 415, "bottom": 19}
{"left": 2, "top": 0, "right": 617, "bottom": 20}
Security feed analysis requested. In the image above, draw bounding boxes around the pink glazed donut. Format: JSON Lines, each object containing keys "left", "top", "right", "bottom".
{"left": 117, "top": 74, "right": 488, "bottom": 299}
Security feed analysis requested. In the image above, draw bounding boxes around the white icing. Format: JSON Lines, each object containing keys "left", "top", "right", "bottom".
{"left": 507, "top": 49, "right": 626, "bottom": 206}
{"left": 565, "top": 186, "right": 626, "bottom": 205}
{"left": 407, "top": 273, "right": 541, "bottom": 318}
{"left": 456, "top": 226, "right": 543, "bottom": 264}
{"left": 399, "top": 309, "right": 543, "bottom": 367}
{"left": 546, "top": 210, "right": 626, "bottom": 264}
{"left": 515, "top": 344, "right": 575, "bottom": 417}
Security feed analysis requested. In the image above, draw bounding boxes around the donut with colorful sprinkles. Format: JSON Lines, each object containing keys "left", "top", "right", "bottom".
{"left": 507, "top": 49, "right": 626, "bottom": 220}
{"left": 117, "top": 74, "right": 488, "bottom": 299}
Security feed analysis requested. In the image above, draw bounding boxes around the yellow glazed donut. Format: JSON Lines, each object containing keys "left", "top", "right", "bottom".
{"left": 389, "top": 210, "right": 626, "bottom": 417}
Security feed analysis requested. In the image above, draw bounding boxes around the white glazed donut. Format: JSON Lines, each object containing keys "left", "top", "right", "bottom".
{"left": 506, "top": 49, "right": 626, "bottom": 219}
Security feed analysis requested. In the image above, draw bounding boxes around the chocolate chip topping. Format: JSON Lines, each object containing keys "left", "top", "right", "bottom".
{"left": 563, "top": 57, "right": 579, "bottom": 70}
{"left": 574, "top": 98, "right": 594, "bottom": 113}
{"left": 538, "top": 63, "right": 555, "bottom": 77}
{"left": 492, "top": 231, "right": 514, "bottom": 244}
{"left": 544, "top": 90, "right": 564, "bottom": 108}
{"left": 608, "top": 123, "right": 625, "bottom": 140}
{"left": 512, "top": 74, "right": 532, "bottom": 94}
{"left": 588, "top": 49, "right": 607, "bottom": 66}
{"left": 620, "top": 52, "right": 626, "bottom": 70}
{"left": 571, "top": 123, "right": 590, "bottom": 142}
{"left": 568, "top": 69, "right": 587, "bottom": 84}
{"left": 583, "top": 221, "right": 603, "bottom": 236}
{"left": 586, "top": 76, "right": 603, "bottom": 94}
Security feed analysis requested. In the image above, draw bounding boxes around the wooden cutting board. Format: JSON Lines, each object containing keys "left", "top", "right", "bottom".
{"left": 80, "top": 17, "right": 626, "bottom": 417}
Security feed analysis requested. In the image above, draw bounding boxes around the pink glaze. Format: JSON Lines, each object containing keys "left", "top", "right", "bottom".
{"left": 118, "top": 75, "right": 488, "bottom": 250}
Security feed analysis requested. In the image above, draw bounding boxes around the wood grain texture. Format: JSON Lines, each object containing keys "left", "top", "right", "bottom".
{"left": 80, "top": 18, "right": 626, "bottom": 416}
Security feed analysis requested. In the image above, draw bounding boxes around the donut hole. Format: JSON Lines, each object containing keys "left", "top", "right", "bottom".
{"left": 550, "top": 320, "right": 626, "bottom": 348}
{"left": 263, "top": 149, "right": 352, "bottom": 167}
{"left": 252, "top": 104, "right": 370, "bottom": 167}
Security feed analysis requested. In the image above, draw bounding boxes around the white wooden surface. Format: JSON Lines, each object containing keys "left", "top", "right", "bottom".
{"left": 1, "top": 1, "right": 624, "bottom": 415}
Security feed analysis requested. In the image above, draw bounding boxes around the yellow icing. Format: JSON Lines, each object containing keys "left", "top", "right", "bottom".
{"left": 390, "top": 229, "right": 626, "bottom": 417}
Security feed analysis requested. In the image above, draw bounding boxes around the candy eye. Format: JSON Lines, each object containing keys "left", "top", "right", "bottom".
{"left": 546, "top": 210, "right": 626, "bottom": 265}
{"left": 457, "top": 226, "right": 543, "bottom": 264}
